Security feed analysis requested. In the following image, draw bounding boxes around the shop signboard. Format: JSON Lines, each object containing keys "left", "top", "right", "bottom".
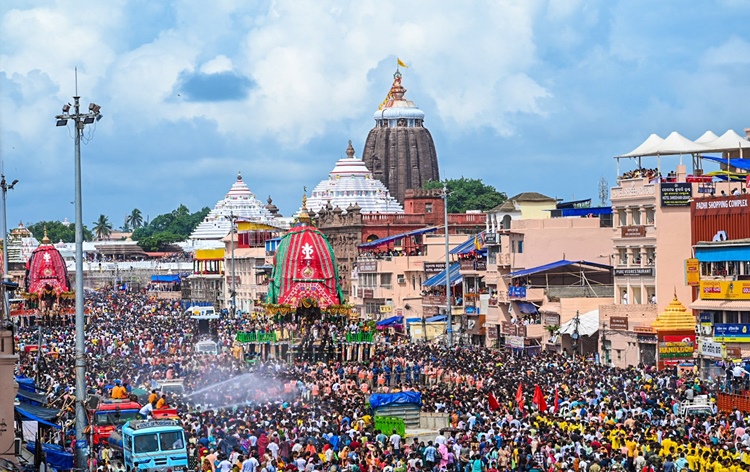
{"left": 358, "top": 261, "right": 377, "bottom": 272}
{"left": 660, "top": 182, "right": 692, "bottom": 207}
{"left": 657, "top": 332, "right": 695, "bottom": 368}
{"left": 714, "top": 324, "right": 750, "bottom": 342}
{"left": 423, "top": 262, "right": 446, "bottom": 273}
{"left": 508, "top": 286, "right": 527, "bottom": 298}
{"left": 685, "top": 258, "right": 700, "bottom": 287}
{"left": 362, "top": 289, "right": 374, "bottom": 299}
{"left": 700, "top": 280, "right": 750, "bottom": 300}
{"left": 614, "top": 268, "right": 654, "bottom": 277}
{"left": 543, "top": 313, "right": 560, "bottom": 327}
{"left": 699, "top": 339, "right": 724, "bottom": 359}
{"left": 621, "top": 226, "right": 646, "bottom": 238}
{"left": 609, "top": 316, "right": 629, "bottom": 331}
{"left": 507, "top": 335, "right": 524, "bottom": 349}
{"left": 484, "top": 233, "right": 498, "bottom": 244}
{"left": 726, "top": 347, "right": 742, "bottom": 358}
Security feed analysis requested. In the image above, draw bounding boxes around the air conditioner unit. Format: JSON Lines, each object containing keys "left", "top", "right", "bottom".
{"left": 397, "top": 275, "right": 406, "bottom": 284}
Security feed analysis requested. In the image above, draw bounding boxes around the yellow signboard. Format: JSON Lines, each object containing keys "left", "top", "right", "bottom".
{"left": 379, "top": 305, "right": 393, "bottom": 313}
{"left": 685, "top": 258, "right": 700, "bottom": 287}
{"left": 699, "top": 280, "right": 750, "bottom": 300}
{"left": 195, "top": 248, "right": 225, "bottom": 260}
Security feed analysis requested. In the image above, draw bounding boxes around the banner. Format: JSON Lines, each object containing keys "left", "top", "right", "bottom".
{"left": 700, "top": 280, "right": 750, "bottom": 300}
{"left": 685, "top": 258, "right": 700, "bottom": 287}
{"left": 658, "top": 332, "right": 695, "bottom": 363}
{"left": 714, "top": 324, "right": 750, "bottom": 343}
{"left": 699, "top": 338, "right": 724, "bottom": 359}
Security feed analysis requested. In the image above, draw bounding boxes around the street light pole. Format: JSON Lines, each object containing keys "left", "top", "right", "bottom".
{"left": 443, "top": 182, "right": 452, "bottom": 347}
{"left": 55, "top": 76, "right": 102, "bottom": 469}
{"left": 1, "top": 175, "right": 18, "bottom": 320}
{"left": 230, "top": 212, "right": 237, "bottom": 317}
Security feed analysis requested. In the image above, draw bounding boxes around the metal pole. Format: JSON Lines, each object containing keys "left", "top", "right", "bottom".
{"left": 73, "top": 94, "right": 88, "bottom": 468}
{"left": 56, "top": 77, "right": 101, "bottom": 469}
{"left": 1, "top": 177, "right": 8, "bottom": 320}
{"left": 230, "top": 212, "right": 236, "bottom": 317}
{"left": 444, "top": 183, "right": 452, "bottom": 347}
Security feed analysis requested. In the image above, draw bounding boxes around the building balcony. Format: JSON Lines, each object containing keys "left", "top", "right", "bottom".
{"left": 496, "top": 253, "right": 512, "bottom": 267}
{"left": 422, "top": 295, "right": 446, "bottom": 306}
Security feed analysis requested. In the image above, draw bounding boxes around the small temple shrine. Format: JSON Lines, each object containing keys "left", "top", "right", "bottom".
{"left": 651, "top": 294, "right": 697, "bottom": 370}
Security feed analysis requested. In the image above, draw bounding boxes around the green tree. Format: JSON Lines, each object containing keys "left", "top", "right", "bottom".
{"left": 423, "top": 177, "right": 507, "bottom": 213}
{"left": 26, "top": 220, "right": 93, "bottom": 243}
{"left": 126, "top": 208, "right": 143, "bottom": 230}
{"left": 92, "top": 214, "right": 113, "bottom": 240}
{"left": 131, "top": 204, "right": 210, "bottom": 243}
{"left": 138, "top": 232, "right": 182, "bottom": 252}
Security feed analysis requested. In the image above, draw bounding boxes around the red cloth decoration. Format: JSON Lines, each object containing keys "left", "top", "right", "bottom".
{"left": 515, "top": 383, "right": 524, "bottom": 411}
{"left": 533, "top": 384, "right": 547, "bottom": 413}
{"left": 553, "top": 387, "right": 559, "bottom": 414}
{"left": 26, "top": 243, "right": 71, "bottom": 295}
{"left": 488, "top": 392, "right": 500, "bottom": 411}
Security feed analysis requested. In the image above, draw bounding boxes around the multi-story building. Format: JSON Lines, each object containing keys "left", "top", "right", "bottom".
{"left": 689, "top": 192, "right": 750, "bottom": 374}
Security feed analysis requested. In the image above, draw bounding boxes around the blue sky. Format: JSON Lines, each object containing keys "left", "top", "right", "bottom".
{"left": 1, "top": 0, "right": 749, "bottom": 230}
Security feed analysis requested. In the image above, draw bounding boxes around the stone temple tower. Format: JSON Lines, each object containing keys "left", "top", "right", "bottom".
{"left": 362, "top": 69, "right": 440, "bottom": 204}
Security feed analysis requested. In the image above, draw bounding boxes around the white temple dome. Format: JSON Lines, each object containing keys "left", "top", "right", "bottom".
{"left": 302, "top": 141, "right": 403, "bottom": 215}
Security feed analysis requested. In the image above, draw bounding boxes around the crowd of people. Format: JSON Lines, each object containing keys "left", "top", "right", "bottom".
{"left": 14, "top": 289, "right": 749, "bottom": 472}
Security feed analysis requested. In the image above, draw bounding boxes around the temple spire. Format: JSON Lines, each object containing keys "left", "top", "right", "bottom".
{"left": 41, "top": 226, "right": 50, "bottom": 245}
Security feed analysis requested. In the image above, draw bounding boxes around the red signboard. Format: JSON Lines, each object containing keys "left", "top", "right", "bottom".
{"left": 657, "top": 331, "right": 695, "bottom": 369}
{"left": 692, "top": 195, "right": 750, "bottom": 244}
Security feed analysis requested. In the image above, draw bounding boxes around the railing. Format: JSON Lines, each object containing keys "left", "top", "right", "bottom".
{"left": 236, "top": 332, "right": 277, "bottom": 343}
{"left": 346, "top": 331, "right": 374, "bottom": 343}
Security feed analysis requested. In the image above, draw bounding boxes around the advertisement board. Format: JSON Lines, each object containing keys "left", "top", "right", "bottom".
{"left": 699, "top": 280, "right": 750, "bottom": 300}
{"left": 609, "top": 316, "right": 629, "bottom": 330}
{"left": 661, "top": 182, "right": 692, "bottom": 207}
{"left": 423, "top": 262, "right": 446, "bottom": 273}
{"left": 358, "top": 261, "right": 377, "bottom": 273}
{"left": 685, "top": 258, "right": 700, "bottom": 286}
{"left": 699, "top": 339, "right": 724, "bottom": 359}
{"left": 657, "top": 332, "right": 695, "bottom": 366}
{"left": 621, "top": 226, "right": 646, "bottom": 238}
{"left": 614, "top": 268, "right": 654, "bottom": 277}
{"left": 714, "top": 324, "right": 750, "bottom": 342}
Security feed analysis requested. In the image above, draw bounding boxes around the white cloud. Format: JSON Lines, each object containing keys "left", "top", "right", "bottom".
{"left": 200, "top": 55, "right": 234, "bottom": 74}
{"left": 702, "top": 36, "right": 750, "bottom": 66}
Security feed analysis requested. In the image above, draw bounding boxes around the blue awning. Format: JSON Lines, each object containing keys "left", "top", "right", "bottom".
{"left": 15, "top": 404, "right": 60, "bottom": 428}
{"left": 151, "top": 274, "right": 181, "bottom": 283}
{"left": 376, "top": 315, "right": 403, "bottom": 327}
{"left": 425, "top": 314, "right": 447, "bottom": 322}
{"left": 516, "top": 301, "right": 538, "bottom": 314}
{"left": 358, "top": 227, "right": 439, "bottom": 249}
{"left": 507, "top": 259, "right": 612, "bottom": 278}
{"left": 701, "top": 155, "right": 750, "bottom": 172}
{"left": 423, "top": 263, "right": 462, "bottom": 287}
{"left": 696, "top": 246, "right": 750, "bottom": 262}
{"left": 450, "top": 232, "right": 487, "bottom": 255}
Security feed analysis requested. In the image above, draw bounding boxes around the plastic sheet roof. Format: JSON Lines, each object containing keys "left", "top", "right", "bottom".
{"left": 559, "top": 309, "right": 599, "bottom": 337}
{"left": 618, "top": 129, "right": 750, "bottom": 157}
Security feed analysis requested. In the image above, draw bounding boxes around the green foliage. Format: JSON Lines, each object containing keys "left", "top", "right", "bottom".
{"left": 25, "top": 220, "right": 94, "bottom": 243}
{"left": 423, "top": 177, "right": 507, "bottom": 213}
{"left": 126, "top": 208, "right": 144, "bottom": 230}
{"left": 131, "top": 205, "right": 210, "bottom": 243}
{"left": 138, "top": 232, "right": 182, "bottom": 252}
{"left": 93, "top": 214, "right": 113, "bottom": 240}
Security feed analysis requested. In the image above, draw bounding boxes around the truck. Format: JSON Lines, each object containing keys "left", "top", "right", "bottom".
{"left": 109, "top": 419, "right": 188, "bottom": 472}
{"left": 88, "top": 398, "right": 143, "bottom": 446}
{"left": 157, "top": 378, "right": 186, "bottom": 398}
{"left": 679, "top": 395, "right": 713, "bottom": 417}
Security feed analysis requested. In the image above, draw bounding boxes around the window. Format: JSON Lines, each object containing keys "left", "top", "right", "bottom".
{"left": 380, "top": 273, "right": 392, "bottom": 287}
{"left": 726, "top": 311, "right": 739, "bottom": 324}
{"left": 360, "top": 273, "right": 377, "bottom": 288}
{"left": 134, "top": 433, "right": 160, "bottom": 453}
{"left": 160, "top": 431, "right": 185, "bottom": 451}
{"left": 425, "top": 203, "right": 433, "bottom": 213}
{"left": 518, "top": 241, "right": 524, "bottom": 254}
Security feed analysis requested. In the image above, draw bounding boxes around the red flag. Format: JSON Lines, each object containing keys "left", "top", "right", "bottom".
{"left": 488, "top": 392, "right": 500, "bottom": 411}
{"left": 532, "top": 384, "right": 547, "bottom": 413}
{"left": 515, "top": 383, "right": 524, "bottom": 410}
{"left": 553, "top": 387, "right": 559, "bottom": 414}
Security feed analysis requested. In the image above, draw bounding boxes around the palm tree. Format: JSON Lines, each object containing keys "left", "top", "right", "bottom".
{"left": 93, "top": 214, "right": 112, "bottom": 240}
{"left": 126, "top": 208, "right": 143, "bottom": 229}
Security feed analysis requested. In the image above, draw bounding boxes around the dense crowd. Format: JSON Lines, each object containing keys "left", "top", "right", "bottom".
{"left": 15, "top": 290, "right": 750, "bottom": 472}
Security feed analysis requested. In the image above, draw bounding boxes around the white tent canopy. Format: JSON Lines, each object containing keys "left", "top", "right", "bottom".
{"left": 617, "top": 129, "right": 750, "bottom": 158}
{"left": 695, "top": 131, "right": 719, "bottom": 144}
{"left": 620, "top": 134, "right": 664, "bottom": 157}
{"left": 559, "top": 309, "right": 599, "bottom": 337}
{"left": 702, "top": 129, "right": 750, "bottom": 152}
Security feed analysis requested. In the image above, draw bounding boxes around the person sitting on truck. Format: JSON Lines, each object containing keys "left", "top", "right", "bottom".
{"left": 148, "top": 389, "right": 158, "bottom": 404}
{"left": 156, "top": 394, "right": 168, "bottom": 409}
{"left": 111, "top": 380, "right": 127, "bottom": 399}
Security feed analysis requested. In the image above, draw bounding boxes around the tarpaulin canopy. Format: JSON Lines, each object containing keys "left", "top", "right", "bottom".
{"left": 151, "top": 274, "right": 181, "bottom": 283}
{"left": 15, "top": 375, "right": 36, "bottom": 392}
{"left": 15, "top": 404, "right": 60, "bottom": 429}
{"left": 450, "top": 233, "right": 486, "bottom": 255}
{"left": 696, "top": 245, "right": 750, "bottom": 262}
{"left": 423, "top": 263, "right": 462, "bottom": 287}
{"left": 559, "top": 309, "right": 599, "bottom": 337}
{"left": 358, "top": 227, "right": 438, "bottom": 249}
{"left": 700, "top": 155, "right": 750, "bottom": 172}
{"left": 425, "top": 314, "right": 447, "bottom": 322}
{"left": 507, "top": 260, "right": 611, "bottom": 279}
{"left": 516, "top": 301, "right": 538, "bottom": 314}
{"left": 369, "top": 392, "right": 422, "bottom": 409}
{"left": 26, "top": 442, "right": 74, "bottom": 469}
{"left": 16, "top": 388, "right": 48, "bottom": 405}
{"left": 618, "top": 129, "right": 750, "bottom": 158}
{"left": 376, "top": 315, "right": 403, "bottom": 327}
